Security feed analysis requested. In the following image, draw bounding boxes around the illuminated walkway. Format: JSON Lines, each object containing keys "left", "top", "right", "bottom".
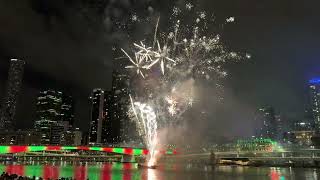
{"left": 0, "top": 146, "right": 178, "bottom": 155}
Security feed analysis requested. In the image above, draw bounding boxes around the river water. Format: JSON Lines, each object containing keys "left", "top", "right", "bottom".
{"left": 0, "top": 162, "right": 319, "bottom": 180}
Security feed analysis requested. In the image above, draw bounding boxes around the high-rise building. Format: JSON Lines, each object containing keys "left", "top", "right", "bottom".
{"left": 255, "top": 107, "right": 276, "bottom": 139}
{"left": 88, "top": 89, "right": 106, "bottom": 145}
{"left": 50, "top": 122, "right": 64, "bottom": 145}
{"left": 275, "top": 115, "right": 283, "bottom": 141}
{"left": 35, "top": 90, "right": 63, "bottom": 144}
{"left": 0, "top": 59, "right": 25, "bottom": 130}
{"left": 309, "top": 78, "right": 320, "bottom": 132}
{"left": 102, "top": 92, "right": 113, "bottom": 144}
{"left": 61, "top": 94, "right": 74, "bottom": 129}
{"left": 35, "top": 90, "right": 74, "bottom": 144}
{"left": 109, "top": 70, "right": 135, "bottom": 143}
{"left": 88, "top": 69, "right": 136, "bottom": 145}
{"left": 0, "top": 130, "right": 41, "bottom": 145}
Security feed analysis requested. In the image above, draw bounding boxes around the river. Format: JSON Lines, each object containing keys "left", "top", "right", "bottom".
{"left": 0, "top": 162, "right": 319, "bottom": 180}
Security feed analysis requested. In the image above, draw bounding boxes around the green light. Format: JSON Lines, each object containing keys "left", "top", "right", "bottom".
{"left": 112, "top": 163, "right": 123, "bottom": 180}
{"left": 166, "top": 150, "right": 173, "bottom": 155}
{"left": 28, "top": 146, "right": 46, "bottom": 152}
{"left": 90, "top": 147, "right": 103, "bottom": 151}
{"left": 88, "top": 165, "right": 100, "bottom": 180}
{"left": 113, "top": 148, "right": 124, "bottom": 154}
{"left": 59, "top": 165, "right": 73, "bottom": 178}
{"left": 26, "top": 165, "right": 43, "bottom": 177}
{"left": 133, "top": 149, "right": 143, "bottom": 155}
{"left": 0, "top": 164, "right": 5, "bottom": 174}
{"left": 0, "top": 146, "right": 9, "bottom": 154}
{"left": 61, "top": 146, "right": 77, "bottom": 150}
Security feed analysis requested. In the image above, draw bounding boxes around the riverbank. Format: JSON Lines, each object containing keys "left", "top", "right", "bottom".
{"left": 0, "top": 172, "right": 74, "bottom": 180}
{"left": 217, "top": 158, "right": 320, "bottom": 168}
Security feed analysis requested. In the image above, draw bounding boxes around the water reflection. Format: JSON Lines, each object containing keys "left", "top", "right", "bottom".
{"left": 0, "top": 162, "right": 319, "bottom": 180}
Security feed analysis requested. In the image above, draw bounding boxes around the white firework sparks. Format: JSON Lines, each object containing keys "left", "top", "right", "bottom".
{"left": 186, "top": 3, "right": 194, "bottom": 10}
{"left": 121, "top": 49, "right": 148, "bottom": 78}
{"left": 129, "top": 95, "right": 158, "bottom": 166}
{"left": 131, "top": 14, "right": 138, "bottom": 22}
{"left": 122, "top": 41, "right": 176, "bottom": 76}
{"left": 121, "top": 4, "right": 249, "bottom": 166}
{"left": 226, "top": 17, "right": 235, "bottom": 22}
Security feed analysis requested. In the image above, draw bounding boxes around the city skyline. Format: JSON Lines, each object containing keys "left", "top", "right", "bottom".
{"left": 0, "top": 0, "right": 319, "bottom": 139}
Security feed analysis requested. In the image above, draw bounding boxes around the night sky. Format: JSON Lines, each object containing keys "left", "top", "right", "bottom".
{"left": 0, "top": 0, "right": 319, "bottom": 139}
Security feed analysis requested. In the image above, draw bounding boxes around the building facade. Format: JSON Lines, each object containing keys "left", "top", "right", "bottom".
{"left": 255, "top": 107, "right": 277, "bottom": 139}
{"left": 60, "top": 94, "right": 74, "bottom": 130}
{"left": 0, "top": 130, "right": 41, "bottom": 145}
{"left": 35, "top": 90, "right": 74, "bottom": 144}
{"left": 309, "top": 78, "right": 320, "bottom": 132}
{"left": 88, "top": 69, "right": 135, "bottom": 145}
{"left": 109, "top": 70, "right": 135, "bottom": 144}
{"left": 0, "top": 59, "right": 25, "bottom": 130}
{"left": 88, "top": 89, "right": 106, "bottom": 145}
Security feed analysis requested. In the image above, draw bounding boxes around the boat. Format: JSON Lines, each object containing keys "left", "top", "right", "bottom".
{"left": 138, "top": 163, "right": 157, "bottom": 169}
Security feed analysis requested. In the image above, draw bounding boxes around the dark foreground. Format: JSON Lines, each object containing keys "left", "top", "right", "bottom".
{"left": 0, "top": 162, "right": 319, "bottom": 180}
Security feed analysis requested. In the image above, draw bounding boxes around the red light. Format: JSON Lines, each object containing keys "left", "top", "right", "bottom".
{"left": 10, "top": 146, "right": 28, "bottom": 153}
{"left": 77, "top": 146, "right": 90, "bottom": 151}
{"left": 103, "top": 148, "right": 113, "bottom": 152}
{"left": 46, "top": 146, "right": 62, "bottom": 151}
{"left": 142, "top": 149, "right": 149, "bottom": 155}
{"left": 6, "top": 165, "right": 24, "bottom": 176}
{"left": 124, "top": 148, "right": 133, "bottom": 155}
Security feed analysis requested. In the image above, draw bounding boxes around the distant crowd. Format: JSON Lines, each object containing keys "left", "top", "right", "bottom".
{"left": 0, "top": 172, "right": 76, "bottom": 180}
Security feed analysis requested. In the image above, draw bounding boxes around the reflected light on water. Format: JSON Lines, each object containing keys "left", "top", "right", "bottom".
{"left": 2, "top": 162, "right": 320, "bottom": 180}
{"left": 147, "top": 169, "right": 157, "bottom": 180}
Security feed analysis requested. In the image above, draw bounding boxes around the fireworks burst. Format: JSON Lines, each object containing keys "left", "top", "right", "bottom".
{"left": 120, "top": 3, "right": 249, "bottom": 166}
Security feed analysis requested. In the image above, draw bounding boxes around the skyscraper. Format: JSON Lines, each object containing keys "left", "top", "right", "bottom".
{"left": 88, "top": 89, "right": 106, "bottom": 144}
{"left": 255, "top": 107, "right": 276, "bottom": 139}
{"left": 309, "top": 78, "right": 320, "bottom": 132}
{"left": 61, "top": 94, "right": 74, "bottom": 129}
{"left": 35, "top": 90, "right": 74, "bottom": 144}
{"left": 109, "top": 70, "right": 135, "bottom": 143}
{"left": 35, "top": 90, "right": 63, "bottom": 144}
{"left": 88, "top": 69, "right": 136, "bottom": 145}
{"left": 0, "top": 59, "right": 25, "bottom": 130}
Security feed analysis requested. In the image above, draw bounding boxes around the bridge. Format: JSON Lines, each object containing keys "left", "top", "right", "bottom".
{"left": 163, "top": 148, "right": 320, "bottom": 166}
{"left": 0, "top": 146, "right": 178, "bottom": 156}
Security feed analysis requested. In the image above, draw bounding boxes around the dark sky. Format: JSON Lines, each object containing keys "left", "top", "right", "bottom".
{"left": 0, "top": 0, "right": 319, "bottom": 138}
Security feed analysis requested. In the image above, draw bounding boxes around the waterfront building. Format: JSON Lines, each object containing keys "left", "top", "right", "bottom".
{"left": 255, "top": 107, "right": 277, "bottom": 139}
{"left": 73, "top": 128, "right": 82, "bottom": 146}
{"left": 236, "top": 138, "right": 276, "bottom": 152}
{"left": 88, "top": 70, "right": 136, "bottom": 145}
{"left": 275, "top": 115, "right": 283, "bottom": 141}
{"left": 0, "top": 59, "right": 25, "bottom": 130}
{"left": 35, "top": 90, "right": 74, "bottom": 144}
{"left": 309, "top": 78, "right": 320, "bottom": 132}
{"left": 0, "top": 130, "right": 41, "bottom": 145}
{"left": 108, "top": 70, "right": 137, "bottom": 143}
{"left": 60, "top": 94, "right": 74, "bottom": 130}
{"left": 88, "top": 89, "right": 106, "bottom": 145}
{"left": 50, "top": 122, "right": 65, "bottom": 145}
{"left": 291, "top": 130, "right": 314, "bottom": 146}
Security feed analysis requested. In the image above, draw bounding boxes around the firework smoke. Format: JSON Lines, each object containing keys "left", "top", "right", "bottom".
{"left": 121, "top": 3, "right": 249, "bottom": 166}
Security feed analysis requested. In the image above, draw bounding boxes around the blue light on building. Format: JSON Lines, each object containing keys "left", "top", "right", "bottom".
{"left": 309, "top": 78, "right": 320, "bottom": 84}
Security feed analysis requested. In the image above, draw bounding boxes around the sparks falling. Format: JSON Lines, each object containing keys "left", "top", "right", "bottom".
{"left": 121, "top": 3, "right": 249, "bottom": 166}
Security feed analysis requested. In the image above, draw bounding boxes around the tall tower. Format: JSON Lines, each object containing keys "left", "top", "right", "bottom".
{"left": 34, "top": 90, "right": 73, "bottom": 144}
{"left": 0, "top": 59, "right": 25, "bottom": 130}
{"left": 35, "top": 90, "right": 63, "bottom": 144}
{"left": 309, "top": 78, "right": 320, "bottom": 132}
{"left": 255, "top": 107, "right": 276, "bottom": 139}
{"left": 60, "top": 94, "right": 74, "bottom": 129}
{"left": 88, "top": 89, "right": 106, "bottom": 144}
{"left": 109, "top": 70, "right": 132, "bottom": 143}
